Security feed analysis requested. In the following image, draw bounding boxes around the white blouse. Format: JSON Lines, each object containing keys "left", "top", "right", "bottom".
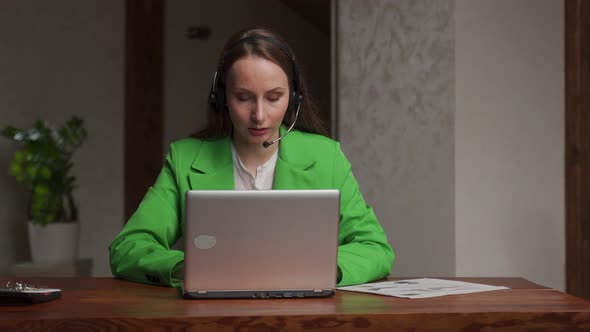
{"left": 230, "top": 143, "right": 278, "bottom": 190}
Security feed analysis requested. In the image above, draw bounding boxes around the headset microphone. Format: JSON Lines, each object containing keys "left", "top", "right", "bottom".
{"left": 263, "top": 97, "right": 302, "bottom": 148}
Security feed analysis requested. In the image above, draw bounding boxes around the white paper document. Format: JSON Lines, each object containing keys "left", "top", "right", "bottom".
{"left": 337, "top": 278, "right": 509, "bottom": 298}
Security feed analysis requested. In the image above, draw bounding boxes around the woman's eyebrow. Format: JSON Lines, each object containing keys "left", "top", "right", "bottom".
{"left": 266, "top": 87, "right": 286, "bottom": 93}
{"left": 230, "top": 87, "right": 286, "bottom": 93}
{"left": 229, "top": 87, "right": 253, "bottom": 93}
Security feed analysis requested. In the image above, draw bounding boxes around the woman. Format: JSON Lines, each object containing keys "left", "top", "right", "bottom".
{"left": 109, "top": 27, "right": 394, "bottom": 287}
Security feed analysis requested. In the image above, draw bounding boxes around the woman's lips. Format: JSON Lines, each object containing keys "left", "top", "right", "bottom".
{"left": 248, "top": 128, "right": 268, "bottom": 136}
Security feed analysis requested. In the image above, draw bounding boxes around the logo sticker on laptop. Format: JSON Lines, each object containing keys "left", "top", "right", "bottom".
{"left": 194, "top": 235, "right": 216, "bottom": 249}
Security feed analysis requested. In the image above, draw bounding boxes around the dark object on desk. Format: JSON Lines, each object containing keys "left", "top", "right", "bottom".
{"left": 0, "top": 281, "right": 61, "bottom": 306}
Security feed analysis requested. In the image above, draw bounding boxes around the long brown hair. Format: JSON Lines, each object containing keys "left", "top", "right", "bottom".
{"left": 193, "top": 27, "right": 327, "bottom": 139}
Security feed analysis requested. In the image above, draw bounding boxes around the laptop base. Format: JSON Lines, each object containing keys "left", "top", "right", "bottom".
{"left": 183, "top": 289, "right": 335, "bottom": 299}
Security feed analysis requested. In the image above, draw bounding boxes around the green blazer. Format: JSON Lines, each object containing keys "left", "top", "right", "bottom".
{"left": 109, "top": 128, "right": 394, "bottom": 287}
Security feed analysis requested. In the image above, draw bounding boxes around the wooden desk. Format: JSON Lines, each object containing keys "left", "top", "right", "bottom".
{"left": 1, "top": 277, "right": 589, "bottom": 331}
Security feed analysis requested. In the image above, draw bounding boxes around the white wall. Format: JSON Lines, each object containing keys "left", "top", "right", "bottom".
{"left": 0, "top": 0, "right": 124, "bottom": 276}
{"left": 165, "top": 0, "right": 330, "bottom": 150}
{"left": 455, "top": 0, "right": 564, "bottom": 290}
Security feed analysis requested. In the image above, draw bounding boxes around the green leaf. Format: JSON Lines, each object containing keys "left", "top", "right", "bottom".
{"left": 4, "top": 116, "right": 87, "bottom": 224}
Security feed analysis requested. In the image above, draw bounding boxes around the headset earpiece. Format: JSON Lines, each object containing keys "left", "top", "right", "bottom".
{"left": 209, "top": 69, "right": 227, "bottom": 113}
{"left": 288, "top": 91, "right": 302, "bottom": 114}
{"left": 215, "top": 80, "right": 226, "bottom": 113}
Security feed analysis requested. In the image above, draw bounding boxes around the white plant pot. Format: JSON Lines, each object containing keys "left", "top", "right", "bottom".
{"left": 27, "top": 221, "right": 79, "bottom": 263}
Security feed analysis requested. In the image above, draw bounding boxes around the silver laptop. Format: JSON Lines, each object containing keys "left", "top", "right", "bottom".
{"left": 182, "top": 189, "right": 339, "bottom": 299}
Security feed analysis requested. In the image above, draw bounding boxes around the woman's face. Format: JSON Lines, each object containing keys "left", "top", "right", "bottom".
{"left": 225, "top": 55, "right": 290, "bottom": 148}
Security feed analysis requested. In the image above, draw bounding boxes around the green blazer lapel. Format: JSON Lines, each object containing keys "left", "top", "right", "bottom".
{"left": 188, "top": 137, "right": 234, "bottom": 190}
{"left": 273, "top": 127, "right": 317, "bottom": 189}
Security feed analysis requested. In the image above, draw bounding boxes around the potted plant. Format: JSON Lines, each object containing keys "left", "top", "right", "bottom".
{"left": 2, "top": 116, "right": 87, "bottom": 263}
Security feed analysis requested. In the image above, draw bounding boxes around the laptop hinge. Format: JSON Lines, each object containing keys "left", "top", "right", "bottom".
{"left": 313, "top": 289, "right": 324, "bottom": 293}
{"left": 197, "top": 290, "right": 207, "bottom": 294}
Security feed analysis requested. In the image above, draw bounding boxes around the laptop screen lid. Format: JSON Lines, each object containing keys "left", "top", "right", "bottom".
{"left": 183, "top": 189, "right": 339, "bottom": 299}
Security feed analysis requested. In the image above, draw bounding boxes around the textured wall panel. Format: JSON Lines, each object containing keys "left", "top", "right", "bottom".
{"left": 338, "top": 0, "right": 455, "bottom": 276}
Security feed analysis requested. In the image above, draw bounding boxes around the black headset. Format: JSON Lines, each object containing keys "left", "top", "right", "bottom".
{"left": 208, "top": 35, "right": 303, "bottom": 114}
